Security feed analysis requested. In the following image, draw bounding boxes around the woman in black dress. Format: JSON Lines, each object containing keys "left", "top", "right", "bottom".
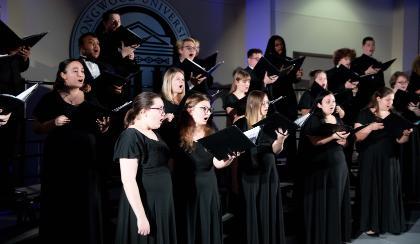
{"left": 264, "top": 35, "right": 301, "bottom": 169}
{"left": 355, "top": 87, "right": 412, "bottom": 236}
{"left": 179, "top": 93, "right": 237, "bottom": 244}
{"left": 223, "top": 68, "right": 250, "bottom": 124}
{"left": 297, "top": 90, "right": 351, "bottom": 244}
{"left": 234, "top": 90, "right": 288, "bottom": 244}
{"left": 113, "top": 92, "right": 177, "bottom": 244}
{"left": 389, "top": 72, "right": 420, "bottom": 201}
{"left": 33, "top": 59, "right": 109, "bottom": 243}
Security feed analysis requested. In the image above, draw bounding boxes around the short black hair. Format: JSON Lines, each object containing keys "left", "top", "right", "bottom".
{"left": 102, "top": 9, "right": 120, "bottom": 22}
{"left": 247, "top": 48, "right": 263, "bottom": 58}
{"left": 78, "top": 32, "right": 98, "bottom": 48}
{"left": 362, "top": 36, "right": 375, "bottom": 45}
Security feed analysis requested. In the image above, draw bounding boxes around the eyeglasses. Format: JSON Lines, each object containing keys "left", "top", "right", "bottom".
{"left": 193, "top": 106, "right": 213, "bottom": 114}
{"left": 149, "top": 107, "right": 166, "bottom": 114}
{"left": 183, "top": 46, "right": 197, "bottom": 51}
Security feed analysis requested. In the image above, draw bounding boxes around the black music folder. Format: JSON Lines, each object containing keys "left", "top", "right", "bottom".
{"left": 0, "top": 84, "right": 39, "bottom": 114}
{"left": 114, "top": 26, "right": 151, "bottom": 47}
{"left": 372, "top": 58, "right": 396, "bottom": 71}
{"left": 197, "top": 125, "right": 255, "bottom": 160}
{"left": 0, "top": 20, "right": 47, "bottom": 50}
{"left": 312, "top": 123, "right": 369, "bottom": 137}
{"left": 380, "top": 113, "right": 415, "bottom": 138}
{"left": 181, "top": 58, "right": 224, "bottom": 77}
{"left": 394, "top": 89, "right": 419, "bottom": 107}
{"left": 253, "top": 112, "right": 300, "bottom": 133}
{"left": 101, "top": 70, "right": 139, "bottom": 86}
{"left": 196, "top": 52, "right": 218, "bottom": 70}
{"left": 284, "top": 56, "right": 306, "bottom": 75}
{"left": 252, "top": 56, "right": 292, "bottom": 81}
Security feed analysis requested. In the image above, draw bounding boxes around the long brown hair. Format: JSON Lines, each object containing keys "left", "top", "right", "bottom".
{"left": 179, "top": 93, "right": 213, "bottom": 152}
{"left": 367, "top": 87, "right": 394, "bottom": 115}
{"left": 124, "top": 92, "right": 160, "bottom": 128}
{"left": 245, "top": 90, "right": 267, "bottom": 128}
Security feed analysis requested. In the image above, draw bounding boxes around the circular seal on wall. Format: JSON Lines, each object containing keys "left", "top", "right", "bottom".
{"left": 69, "top": 0, "right": 190, "bottom": 89}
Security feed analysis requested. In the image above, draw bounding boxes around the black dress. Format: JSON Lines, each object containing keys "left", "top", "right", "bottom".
{"left": 223, "top": 93, "right": 247, "bottom": 124}
{"left": 297, "top": 114, "right": 351, "bottom": 244}
{"left": 183, "top": 142, "right": 223, "bottom": 244}
{"left": 356, "top": 108, "right": 406, "bottom": 234}
{"left": 393, "top": 91, "right": 420, "bottom": 201}
{"left": 113, "top": 128, "right": 177, "bottom": 244}
{"left": 234, "top": 117, "right": 286, "bottom": 244}
{"left": 33, "top": 91, "right": 103, "bottom": 244}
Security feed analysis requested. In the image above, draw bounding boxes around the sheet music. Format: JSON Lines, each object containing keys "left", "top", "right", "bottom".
{"left": 16, "top": 83, "right": 39, "bottom": 101}
{"left": 243, "top": 126, "right": 261, "bottom": 143}
{"left": 294, "top": 113, "right": 311, "bottom": 127}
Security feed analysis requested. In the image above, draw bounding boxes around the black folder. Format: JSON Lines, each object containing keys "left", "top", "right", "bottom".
{"left": 253, "top": 112, "right": 300, "bottom": 133}
{"left": 0, "top": 84, "right": 39, "bottom": 114}
{"left": 394, "top": 89, "right": 420, "bottom": 107}
{"left": 101, "top": 70, "right": 140, "bottom": 86}
{"left": 0, "top": 20, "right": 47, "bottom": 50}
{"left": 284, "top": 56, "right": 306, "bottom": 75}
{"left": 252, "top": 56, "right": 292, "bottom": 80}
{"left": 181, "top": 58, "right": 223, "bottom": 77}
{"left": 113, "top": 26, "right": 151, "bottom": 47}
{"left": 379, "top": 113, "right": 415, "bottom": 138}
{"left": 197, "top": 125, "right": 256, "bottom": 160}
{"left": 315, "top": 123, "right": 369, "bottom": 136}
{"left": 372, "top": 58, "right": 396, "bottom": 71}
{"left": 196, "top": 52, "right": 218, "bottom": 70}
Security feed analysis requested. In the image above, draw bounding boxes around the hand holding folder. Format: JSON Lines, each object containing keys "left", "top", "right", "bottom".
{"left": 198, "top": 126, "right": 255, "bottom": 160}
{"left": 0, "top": 84, "right": 39, "bottom": 114}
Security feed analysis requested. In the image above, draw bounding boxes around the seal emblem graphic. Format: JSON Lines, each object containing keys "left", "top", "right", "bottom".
{"left": 70, "top": 0, "right": 190, "bottom": 90}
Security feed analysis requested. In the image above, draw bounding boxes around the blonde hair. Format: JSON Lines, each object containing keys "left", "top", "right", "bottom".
{"left": 230, "top": 68, "right": 251, "bottom": 93}
{"left": 161, "top": 67, "right": 185, "bottom": 104}
{"left": 245, "top": 90, "right": 267, "bottom": 128}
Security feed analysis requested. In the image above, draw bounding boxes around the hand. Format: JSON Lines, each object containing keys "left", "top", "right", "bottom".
{"left": 137, "top": 214, "right": 150, "bottom": 236}
{"left": 275, "top": 128, "right": 289, "bottom": 141}
{"left": 332, "top": 131, "right": 350, "bottom": 140}
{"left": 223, "top": 151, "right": 242, "bottom": 166}
{"left": 336, "top": 138, "right": 347, "bottom": 146}
{"left": 402, "top": 128, "right": 413, "bottom": 137}
{"left": 335, "top": 105, "right": 344, "bottom": 115}
{"left": 263, "top": 71, "right": 278, "bottom": 85}
{"left": 296, "top": 68, "right": 303, "bottom": 79}
{"left": 80, "top": 83, "right": 92, "bottom": 93}
{"left": 365, "top": 65, "right": 380, "bottom": 75}
{"left": 164, "top": 113, "right": 174, "bottom": 122}
{"left": 96, "top": 116, "right": 110, "bottom": 133}
{"left": 120, "top": 41, "right": 138, "bottom": 59}
{"left": 0, "top": 111, "right": 12, "bottom": 126}
{"left": 18, "top": 47, "right": 31, "bottom": 61}
{"left": 368, "top": 122, "right": 384, "bottom": 131}
{"left": 408, "top": 102, "right": 419, "bottom": 112}
{"left": 54, "top": 115, "right": 70, "bottom": 126}
{"left": 112, "top": 84, "right": 124, "bottom": 94}
{"left": 344, "top": 80, "right": 357, "bottom": 89}
{"left": 190, "top": 73, "right": 206, "bottom": 86}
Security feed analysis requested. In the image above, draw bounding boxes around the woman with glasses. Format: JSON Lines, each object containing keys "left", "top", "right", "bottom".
{"left": 179, "top": 92, "right": 238, "bottom": 244}
{"left": 113, "top": 92, "right": 177, "bottom": 244}
{"left": 389, "top": 72, "right": 420, "bottom": 202}
{"left": 234, "top": 90, "right": 288, "bottom": 244}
